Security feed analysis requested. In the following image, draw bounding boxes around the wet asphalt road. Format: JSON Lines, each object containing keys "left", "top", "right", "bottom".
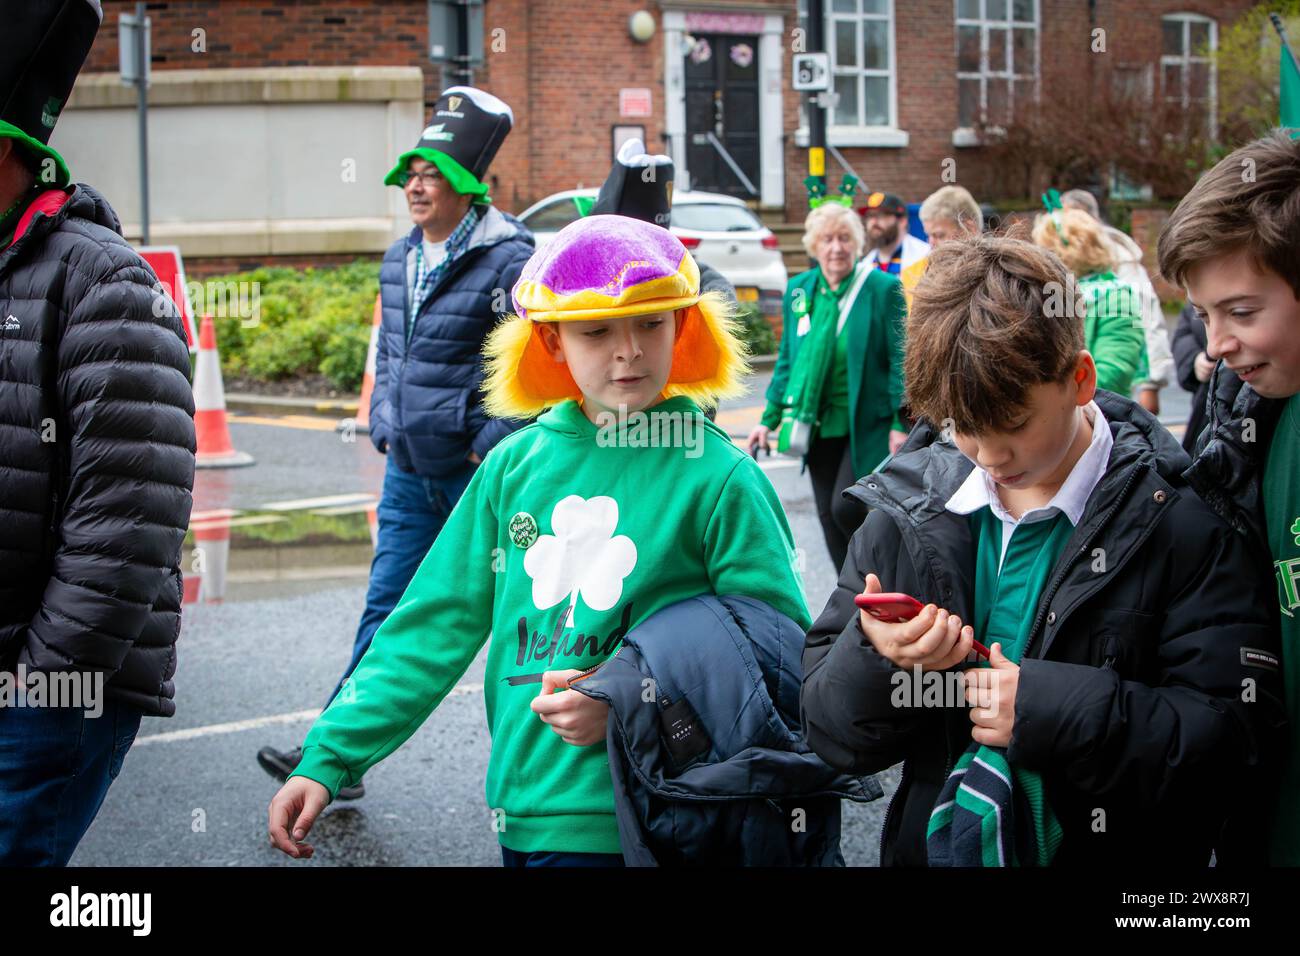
{"left": 70, "top": 371, "right": 1191, "bottom": 867}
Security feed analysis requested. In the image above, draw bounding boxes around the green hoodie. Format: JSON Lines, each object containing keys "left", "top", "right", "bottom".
{"left": 291, "top": 396, "right": 811, "bottom": 854}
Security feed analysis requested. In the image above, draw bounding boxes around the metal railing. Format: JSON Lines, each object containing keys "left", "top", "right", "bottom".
{"left": 703, "top": 131, "right": 759, "bottom": 197}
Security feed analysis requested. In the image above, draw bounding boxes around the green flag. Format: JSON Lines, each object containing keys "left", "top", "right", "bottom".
{"left": 1282, "top": 37, "right": 1300, "bottom": 135}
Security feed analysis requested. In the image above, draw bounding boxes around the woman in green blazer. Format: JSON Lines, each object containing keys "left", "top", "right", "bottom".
{"left": 748, "top": 203, "right": 908, "bottom": 570}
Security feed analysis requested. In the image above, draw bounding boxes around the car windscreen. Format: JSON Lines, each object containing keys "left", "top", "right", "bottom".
{"left": 669, "top": 204, "right": 762, "bottom": 233}
{"left": 523, "top": 197, "right": 584, "bottom": 231}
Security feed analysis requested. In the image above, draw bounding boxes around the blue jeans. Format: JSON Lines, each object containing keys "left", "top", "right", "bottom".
{"left": 501, "top": 847, "right": 625, "bottom": 868}
{"left": 0, "top": 697, "right": 142, "bottom": 866}
{"left": 326, "top": 456, "right": 476, "bottom": 706}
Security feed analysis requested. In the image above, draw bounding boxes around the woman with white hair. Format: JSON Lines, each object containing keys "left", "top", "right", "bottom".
{"left": 748, "top": 202, "right": 908, "bottom": 570}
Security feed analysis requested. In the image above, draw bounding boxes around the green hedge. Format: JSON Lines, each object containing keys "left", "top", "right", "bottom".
{"left": 208, "top": 260, "right": 379, "bottom": 392}
{"left": 734, "top": 304, "right": 778, "bottom": 357}
{"left": 204, "top": 261, "right": 778, "bottom": 393}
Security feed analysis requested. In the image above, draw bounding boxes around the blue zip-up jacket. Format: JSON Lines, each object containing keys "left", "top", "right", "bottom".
{"left": 573, "top": 594, "right": 881, "bottom": 866}
{"left": 371, "top": 205, "right": 534, "bottom": 476}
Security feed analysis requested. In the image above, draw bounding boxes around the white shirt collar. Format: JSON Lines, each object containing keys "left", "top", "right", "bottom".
{"left": 945, "top": 401, "right": 1113, "bottom": 530}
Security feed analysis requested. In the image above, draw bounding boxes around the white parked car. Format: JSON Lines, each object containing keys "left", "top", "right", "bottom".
{"left": 517, "top": 188, "right": 787, "bottom": 319}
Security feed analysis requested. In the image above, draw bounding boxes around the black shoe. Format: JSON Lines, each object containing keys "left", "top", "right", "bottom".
{"left": 257, "top": 745, "right": 302, "bottom": 781}
{"left": 257, "top": 745, "right": 366, "bottom": 800}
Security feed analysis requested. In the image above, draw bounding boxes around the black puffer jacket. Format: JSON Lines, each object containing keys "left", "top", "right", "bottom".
{"left": 372, "top": 207, "right": 532, "bottom": 477}
{"left": 1170, "top": 304, "right": 1211, "bottom": 456}
{"left": 1184, "top": 361, "right": 1286, "bottom": 561}
{"left": 800, "top": 390, "right": 1286, "bottom": 866}
{"left": 0, "top": 184, "right": 195, "bottom": 717}
{"left": 1181, "top": 364, "right": 1290, "bottom": 864}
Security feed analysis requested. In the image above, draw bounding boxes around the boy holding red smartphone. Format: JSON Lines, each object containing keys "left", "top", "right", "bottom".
{"left": 800, "top": 235, "right": 1284, "bottom": 867}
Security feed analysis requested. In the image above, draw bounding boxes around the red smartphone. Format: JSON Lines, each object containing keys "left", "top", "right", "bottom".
{"left": 853, "top": 592, "right": 991, "bottom": 658}
{"left": 854, "top": 592, "right": 925, "bottom": 622}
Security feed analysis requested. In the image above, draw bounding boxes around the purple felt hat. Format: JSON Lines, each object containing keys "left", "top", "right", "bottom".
{"left": 511, "top": 215, "right": 701, "bottom": 322}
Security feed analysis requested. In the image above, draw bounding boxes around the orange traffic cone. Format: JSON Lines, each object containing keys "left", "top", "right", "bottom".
{"left": 190, "top": 508, "right": 233, "bottom": 604}
{"left": 182, "top": 572, "right": 202, "bottom": 606}
{"left": 193, "top": 314, "right": 254, "bottom": 469}
{"left": 340, "top": 294, "right": 382, "bottom": 435}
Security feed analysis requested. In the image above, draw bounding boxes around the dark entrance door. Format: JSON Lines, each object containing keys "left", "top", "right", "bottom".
{"left": 683, "top": 33, "right": 760, "bottom": 197}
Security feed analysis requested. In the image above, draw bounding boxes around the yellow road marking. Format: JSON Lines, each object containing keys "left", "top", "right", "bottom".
{"left": 227, "top": 413, "right": 340, "bottom": 431}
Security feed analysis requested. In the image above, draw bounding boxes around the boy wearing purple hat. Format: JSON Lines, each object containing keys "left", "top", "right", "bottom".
{"left": 269, "top": 215, "right": 810, "bottom": 865}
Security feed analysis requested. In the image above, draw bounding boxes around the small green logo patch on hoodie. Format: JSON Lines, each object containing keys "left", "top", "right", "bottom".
{"left": 509, "top": 512, "right": 538, "bottom": 548}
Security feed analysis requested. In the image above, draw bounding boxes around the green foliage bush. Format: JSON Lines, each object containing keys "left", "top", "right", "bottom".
{"left": 208, "top": 260, "right": 380, "bottom": 391}
{"left": 735, "top": 304, "right": 778, "bottom": 357}
{"left": 204, "top": 260, "right": 782, "bottom": 391}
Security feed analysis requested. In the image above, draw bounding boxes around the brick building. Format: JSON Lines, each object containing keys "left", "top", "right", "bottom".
{"left": 67, "top": 0, "right": 1253, "bottom": 272}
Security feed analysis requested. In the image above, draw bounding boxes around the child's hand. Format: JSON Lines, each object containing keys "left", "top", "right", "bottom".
{"left": 531, "top": 669, "right": 610, "bottom": 746}
{"left": 268, "top": 776, "right": 331, "bottom": 859}
{"left": 1194, "top": 350, "right": 1217, "bottom": 383}
{"left": 964, "top": 643, "right": 1020, "bottom": 748}
{"left": 858, "top": 573, "right": 973, "bottom": 671}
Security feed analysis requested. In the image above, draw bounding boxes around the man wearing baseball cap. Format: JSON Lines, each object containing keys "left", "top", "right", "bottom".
{"left": 257, "top": 86, "right": 534, "bottom": 796}
{"left": 1, "top": 0, "right": 196, "bottom": 865}
{"left": 859, "top": 190, "right": 930, "bottom": 284}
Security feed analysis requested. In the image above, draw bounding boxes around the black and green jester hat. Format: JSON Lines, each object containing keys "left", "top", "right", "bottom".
{"left": 0, "top": 0, "right": 103, "bottom": 189}
{"left": 383, "top": 85, "right": 513, "bottom": 204}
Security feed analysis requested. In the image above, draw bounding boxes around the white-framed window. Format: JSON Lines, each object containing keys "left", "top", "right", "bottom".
{"left": 796, "top": 0, "right": 905, "bottom": 146}
{"left": 1161, "top": 12, "right": 1217, "bottom": 138}
{"left": 954, "top": 0, "right": 1039, "bottom": 132}
{"left": 1111, "top": 63, "right": 1155, "bottom": 104}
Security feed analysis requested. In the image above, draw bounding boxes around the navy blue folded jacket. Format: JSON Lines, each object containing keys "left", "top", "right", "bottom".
{"left": 573, "top": 594, "right": 880, "bottom": 866}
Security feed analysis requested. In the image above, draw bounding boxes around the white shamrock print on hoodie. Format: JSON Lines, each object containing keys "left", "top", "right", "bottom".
{"left": 524, "top": 495, "right": 637, "bottom": 629}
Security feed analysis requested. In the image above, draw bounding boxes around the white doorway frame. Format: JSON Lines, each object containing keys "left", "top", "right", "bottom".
{"left": 662, "top": 8, "right": 785, "bottom": 208}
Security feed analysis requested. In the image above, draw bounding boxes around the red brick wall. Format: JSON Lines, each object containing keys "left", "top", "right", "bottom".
{"left": 782, "top": 1, "right": 953, "bottom": 222}
{"left": 81, "top": 0, "right": 1256, "bottom": 243}
{"left": 86, "top": 1, "right": 442, "bottom": 104}
{"left": 476, "top": 0, "right": 528, "bottom": 212}
{"left": 483, "top": 0, "right": 667, "bottom": 213}
{"left": 82, "top": 0, "right": 671, "bottom": 215}
{"left": 1130, "top": 206, "right": 1178, "bottom": 298}
{"left": 782, "top": 0, "right": 1256, "bottom": 221}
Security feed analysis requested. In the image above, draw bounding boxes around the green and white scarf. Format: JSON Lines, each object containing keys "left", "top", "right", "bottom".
{"left": 777, "top": 262, "right": 869, "bottom": 456}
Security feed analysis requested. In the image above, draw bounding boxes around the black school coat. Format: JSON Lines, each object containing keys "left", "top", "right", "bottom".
{"left": 799, "top": 390, "right": 1286, "bottom": 866}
